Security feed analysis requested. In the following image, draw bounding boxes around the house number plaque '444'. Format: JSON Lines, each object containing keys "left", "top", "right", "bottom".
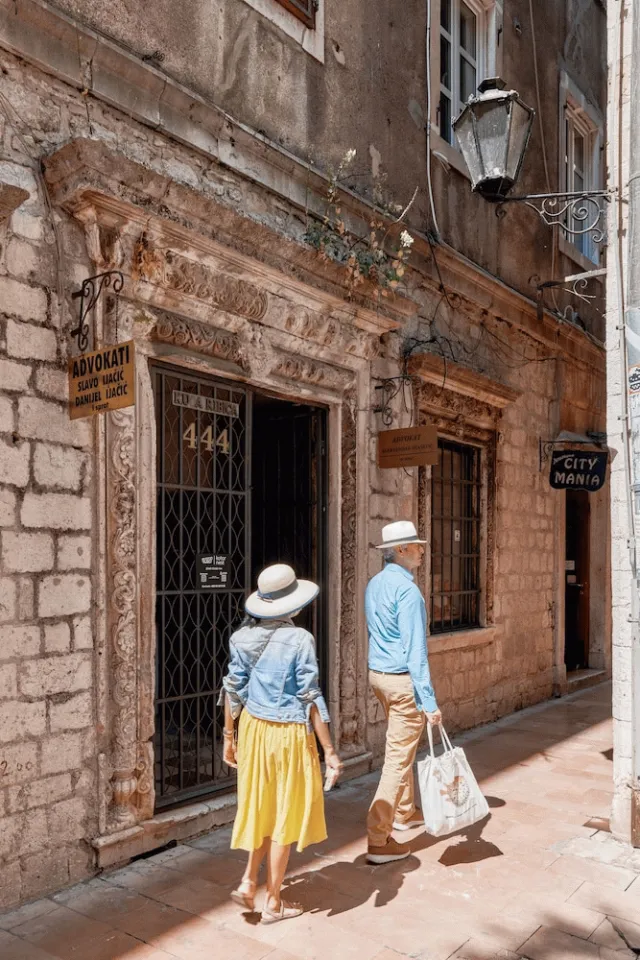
{"left": 182, "top": 422, "right": 230, "bottom": 455}
{"left": 172, "top": 388, "right": 238, "bottom": 455}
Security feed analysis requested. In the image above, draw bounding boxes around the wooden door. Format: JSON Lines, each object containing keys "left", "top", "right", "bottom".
{"left": 564, "top": 490, "right": 590, "bottom": 671}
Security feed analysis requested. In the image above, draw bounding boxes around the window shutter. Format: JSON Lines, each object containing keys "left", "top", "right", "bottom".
{"left": 275, "top": 0, "right": 316, "bottom": 29}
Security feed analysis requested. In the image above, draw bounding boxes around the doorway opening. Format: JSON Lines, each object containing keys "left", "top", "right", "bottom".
{"left": 152, "top": 365, "right": 328, "bottom": 810}
{"left": 564, "top": 489, "right": 590, "bottom": 673}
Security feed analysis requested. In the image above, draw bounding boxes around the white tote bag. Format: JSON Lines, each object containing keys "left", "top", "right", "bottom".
{"left": 417, "top": 724, "right": 489, "bottom": 837}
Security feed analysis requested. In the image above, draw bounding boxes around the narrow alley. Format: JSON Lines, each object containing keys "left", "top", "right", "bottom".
{"left": 1, "top": 683, "right": 638, "bottom": 960}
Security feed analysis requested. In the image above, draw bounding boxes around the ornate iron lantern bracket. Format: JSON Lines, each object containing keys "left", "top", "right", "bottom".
{"left": 534, "top": 267, "right": 606, "bottom": 323}
{"left": 70, "top": 271, "right": 124, "bottom": 353}
{"left": 495, "top": 191, "right": 611, "bottom": 244}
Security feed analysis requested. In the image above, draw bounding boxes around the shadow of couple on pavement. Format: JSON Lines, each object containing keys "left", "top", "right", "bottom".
{"left": 266, "top": 796, "right": 506, "bottom": 919}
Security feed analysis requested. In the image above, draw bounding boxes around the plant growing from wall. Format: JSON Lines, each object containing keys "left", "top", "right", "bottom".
{"left": 304, "top": 149, "right": 416, "bottom": 297}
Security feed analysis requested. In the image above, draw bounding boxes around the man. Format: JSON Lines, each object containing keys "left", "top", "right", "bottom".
{"left": 365, "top": 520, "right": 442, "bottom": 864}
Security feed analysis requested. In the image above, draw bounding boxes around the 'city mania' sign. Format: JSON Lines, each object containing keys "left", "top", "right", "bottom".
{"left": 549, "top": 449, "right": 608, "bottom": 492}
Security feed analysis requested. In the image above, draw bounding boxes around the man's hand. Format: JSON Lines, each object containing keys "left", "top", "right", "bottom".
{"left": 426, "top": 709, "right": 442, "bottom": 726}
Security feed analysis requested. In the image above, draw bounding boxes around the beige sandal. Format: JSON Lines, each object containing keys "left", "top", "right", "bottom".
{"left": 230, "top": 879, "right": 257, "bottom": 911}
{"left": 260, "top": 899, "right": 304, "bottom": 924}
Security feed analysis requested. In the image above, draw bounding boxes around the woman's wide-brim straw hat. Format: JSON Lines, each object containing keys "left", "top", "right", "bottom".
{"left": 375, "top": 520, "right": 427, "bottom": 550}
{"left": 245, "top": 563, "right": 319, "bottom": 619}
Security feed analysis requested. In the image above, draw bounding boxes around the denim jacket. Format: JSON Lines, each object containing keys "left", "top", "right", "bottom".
{"left": 220, "top": 618, "right": 330, "bottom": 730}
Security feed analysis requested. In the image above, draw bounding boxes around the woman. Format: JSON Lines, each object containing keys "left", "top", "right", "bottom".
{"left": 221, "top": 563, "right": 342, "bottom": 924}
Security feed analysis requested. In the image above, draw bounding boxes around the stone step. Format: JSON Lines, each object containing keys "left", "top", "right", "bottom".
{"left": 567, "top": 668, "right": 608, "bottom": 693}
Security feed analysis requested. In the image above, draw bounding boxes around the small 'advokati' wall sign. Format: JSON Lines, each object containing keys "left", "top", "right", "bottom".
{"left": 68, "top": 341, "right": 135, "bottom": 420}
{"left": 549, "top": 449, "right": 608, "bottom": 491}
{"left": 378, "top": 426, "right": 438, "bottom": 469}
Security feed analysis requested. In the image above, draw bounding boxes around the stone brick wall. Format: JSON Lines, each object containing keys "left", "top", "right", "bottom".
{"left": 0, "top": 107, "right": 96, "bottom": 905}
{"left": 366, "top": 318, "right": 606, "bottom": 766}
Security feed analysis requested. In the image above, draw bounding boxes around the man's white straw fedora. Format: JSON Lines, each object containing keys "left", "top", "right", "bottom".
{"left": 375, "top": 520, "right": 427, "bottom": 550}
{"left": 245, "top": 563, "right": 319, "bottom": 619}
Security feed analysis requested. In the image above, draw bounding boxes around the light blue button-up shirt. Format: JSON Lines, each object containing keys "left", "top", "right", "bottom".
{"left": 365, "top": 562, "right": 438, "bottom": 713}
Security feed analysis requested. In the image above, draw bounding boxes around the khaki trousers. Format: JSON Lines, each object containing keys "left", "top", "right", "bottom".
{"left": 367, "top": 671, "right": 425, "bottom": 846}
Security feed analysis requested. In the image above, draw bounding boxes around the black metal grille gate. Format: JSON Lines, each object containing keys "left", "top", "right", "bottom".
{"left": 430, "top": 439, "right": 481, "bottom": 633}
{"left": 153, "top": 366, "right": 249, "bottom": 807}
{"left": 152, "top": 366, "right": 327, "bottom": 808}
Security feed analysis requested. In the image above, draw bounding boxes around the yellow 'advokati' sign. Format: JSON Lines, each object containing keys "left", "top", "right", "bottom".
{"left": 377, "top": 425, "right": 439, "bottom": 469}
{"left": 68, "top": 341, "right": 135, "bottom": 420}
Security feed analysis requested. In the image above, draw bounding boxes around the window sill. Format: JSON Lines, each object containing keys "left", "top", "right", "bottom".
{"left": 240, "top": 0, "right": 324, "bottom": 62}
{"left": 428, "top": 626, "right": 497, "bottom": 655}
{"left": 558, "top": 232, "right": 603, "bottom": 275}
{"left": 429, "top": 130, "right": 471, "bottom": 181}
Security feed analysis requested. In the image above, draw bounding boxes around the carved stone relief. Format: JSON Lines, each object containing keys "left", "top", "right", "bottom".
{"left": 271, "top": 352, "right": 354, "bottom": 393}
{"left": 99, "top": 302, "right": 156, "bottom": 830}
{"left": 150, "top": 314, "right": 248, "bottom": 370}
{"left": 134, "top": 236, "right": 268, "bottom": 322}
{"left": 419, "top": 382, "right": 500, "bottom": 431}
{"left": 282, "top": 306, "right": 382, "bottom": 362}
{"left": 133, "top": 237, "right": 384, "bottom": 364}
{"left": 165, "top": 251, "right": 268, "bottom": 320}
{"left": 339, "top": 388, "right": 361, "bottom": 753}
{"left": 105, "top": 406, "right": 139, "bottom": 830}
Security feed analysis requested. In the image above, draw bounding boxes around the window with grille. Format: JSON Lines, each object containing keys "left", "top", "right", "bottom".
{"left": 430, "top": 439, "right": 481, "bottom": 633}
{"left": 275, "top": 0, "right": 316, "bottom": 28}
{"left": 439, "top": 0, "right": 483, "bottom": 145}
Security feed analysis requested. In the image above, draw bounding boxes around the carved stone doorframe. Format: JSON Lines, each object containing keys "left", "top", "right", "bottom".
{"left": 89, "top": 256, "right": 376, "bottom": 850}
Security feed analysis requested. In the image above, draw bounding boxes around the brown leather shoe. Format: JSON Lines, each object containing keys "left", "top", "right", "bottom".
{"left": 366, "top": 837, "right": 411, "bottom": 864}
{"left": 393, "top": 809, "right": 425, "bottom": 831}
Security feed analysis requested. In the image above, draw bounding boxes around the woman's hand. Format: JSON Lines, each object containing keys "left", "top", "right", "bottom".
{"left": 324, "top": 747, "right": 343, "bottom": 776}
{"left": 223, "top": 734, "right": 237, "bottom": 769}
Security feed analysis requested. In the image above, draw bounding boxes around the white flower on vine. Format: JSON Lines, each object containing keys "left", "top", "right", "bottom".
{"left": 344, "top": 148, "right": 357, "bottom": 163}
{"left": 400, "top": 230, "right": 414, "bottom": 248}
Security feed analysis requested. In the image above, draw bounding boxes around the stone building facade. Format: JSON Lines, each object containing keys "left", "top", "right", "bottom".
{"left": 0, "top": 0, "right": 609, "bottom": 905}
{"left": 606, "top": 0, "right": 639, "bottom": 846}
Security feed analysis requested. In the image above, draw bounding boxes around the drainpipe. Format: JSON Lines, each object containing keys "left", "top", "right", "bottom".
{"left": 624, "top": 0, "right": 640, "bottom": 846}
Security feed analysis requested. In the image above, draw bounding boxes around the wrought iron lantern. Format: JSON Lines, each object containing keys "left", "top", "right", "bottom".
{"left": 452, "top": 78, "right": 534, "bottom": 201}
{"left": 452, "top": 77, "right": 609, "bottom": 243}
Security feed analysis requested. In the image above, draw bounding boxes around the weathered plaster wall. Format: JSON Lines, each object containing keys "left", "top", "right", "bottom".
{"left": 45, "top": 0, "right": 606, "bottom": 331}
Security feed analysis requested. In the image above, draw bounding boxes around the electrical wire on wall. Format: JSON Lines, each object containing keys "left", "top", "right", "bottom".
{"left": 527, "top": 0, "right": 562, "bottom": 317}
{"left": 425, "top": 0, "right": 441, "bottom": 240}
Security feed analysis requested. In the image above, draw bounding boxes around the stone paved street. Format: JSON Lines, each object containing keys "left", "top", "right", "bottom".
{"left": 2, "top": 683, "right": 639, "bottom": 960}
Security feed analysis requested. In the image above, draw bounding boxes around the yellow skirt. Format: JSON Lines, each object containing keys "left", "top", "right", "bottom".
{"left": 231, "top": 711, "right": 327, "bottom": 853}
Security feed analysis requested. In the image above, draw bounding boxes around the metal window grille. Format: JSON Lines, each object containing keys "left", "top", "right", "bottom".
{"left": 430, "top": 439, "right": 481, "bottom": 633}
{"left": 275, "top": 0, "right": 316, "bottom": 28}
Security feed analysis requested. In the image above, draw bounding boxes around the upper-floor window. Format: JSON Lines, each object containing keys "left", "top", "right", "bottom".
{"left": 439, "top": 0, "right": 486, "bottom": 145}
{"left": 275, "top": 0, "right": 316, "bottom": 28}
{"left": 558, "top": 71, "right": 604, "bottom": 267}
{"left": 563, "top": 100, "right": 602, "bottom": 263}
